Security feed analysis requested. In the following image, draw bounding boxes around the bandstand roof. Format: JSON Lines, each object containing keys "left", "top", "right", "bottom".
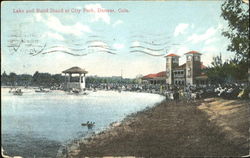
{"left": 62, "top": 66, "right": 88, "bottom": 74}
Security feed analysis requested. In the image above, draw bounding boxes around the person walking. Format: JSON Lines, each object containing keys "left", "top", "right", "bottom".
{"left": 173, "top": 89, "right": 179, "bottom": 103}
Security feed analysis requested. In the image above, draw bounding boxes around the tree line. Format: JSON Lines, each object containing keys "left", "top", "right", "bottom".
{"left": 1, "top": 71, "right": 64, "bottom": 87}
{"left": 1, "top": 71, "right": 136, "bottom": 87}
{"left": 205, "top": 54, "right": 249, "bottom": 84}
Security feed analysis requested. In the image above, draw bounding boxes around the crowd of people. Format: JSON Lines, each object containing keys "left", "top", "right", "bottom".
{"left": 86, "top": 82, "right": 250, "bottom": 101}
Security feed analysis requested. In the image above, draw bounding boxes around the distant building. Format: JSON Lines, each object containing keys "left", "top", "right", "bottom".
{"left": 165, "top": 51, "right": 207, "bottom": 86}
{"left": 142, "top": 51, "right": 208, "bottom": 86}
{"left": 62, "top": 66, "right": 88, "bottom": 91}
{"left": 141, "top": 71, "right": 166, "bottom": 84}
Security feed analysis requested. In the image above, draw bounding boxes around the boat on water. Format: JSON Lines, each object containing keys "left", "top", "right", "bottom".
{"left": 13, "top": 89, "right": 23, "bottom": 96}
{"left": 35, "top": 88, "right": 50, "bottom": 93}
{"left": 72, "top": 89, "right": 80, "bottom": 94}
{"left": 68, "top": 88, "right": 88, "bottom": 95}
{"left": 81, "top": 121, "right": 95, "bottom": 129}
{"left": 9, "top": 88, "right": 14, "bottom": 93}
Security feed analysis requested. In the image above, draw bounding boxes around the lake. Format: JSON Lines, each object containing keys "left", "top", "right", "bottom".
{"left": 1, "top": 88, "right": 164, "bottom": 157}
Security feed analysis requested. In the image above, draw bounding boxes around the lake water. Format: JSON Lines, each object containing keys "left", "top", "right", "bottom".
{"left": 1, "top": 88, "right": 164, "bottom": 157}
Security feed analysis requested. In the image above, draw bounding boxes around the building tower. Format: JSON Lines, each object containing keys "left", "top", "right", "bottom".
{"left": 165, "top": 54, "right": 180, "bottom": 85}
{"left": 185, "top": 51, "right": 202, "bottom": 85}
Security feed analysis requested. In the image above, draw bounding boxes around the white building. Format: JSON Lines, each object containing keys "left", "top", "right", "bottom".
{"left": 62, "top": 66, "right": 88, "bottom": 91}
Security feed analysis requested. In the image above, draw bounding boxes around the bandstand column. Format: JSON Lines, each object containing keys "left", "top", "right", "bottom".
{"left": 79, "top": 73, "right": 82, "bottom": 84}
{"left": 69, "top": 73, "right": 72, "bottom": 82}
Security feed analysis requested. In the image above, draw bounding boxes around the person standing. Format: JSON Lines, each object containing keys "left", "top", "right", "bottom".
{"left": 173, "top": 89, "right": 179, "bottom": 103}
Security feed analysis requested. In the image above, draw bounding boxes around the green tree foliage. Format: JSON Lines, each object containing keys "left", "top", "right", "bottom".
{"left": 1, "top": 72, "right": 135, "bottom": 87}
{"left": 32, "top": 71, "right": 64, "bottom": 87}
{"left": 207, "top": 54, "right": 248, "bottom": 84}
{"left": 1, "top": 71, "right": 9, "bottom": 84}
{"left": 1, "top": 72, "right": 33, "bottom": 86}
{"left": 221, "top": 0, "right": 249, "bottom": 62}
{"left": 9, "top": 72, "right": 17, "bottom": 86}
{"left": 85, "top": 76, "right": 135, "bottom": 84}
{"left": 214, "top": 0, "right": 250, "bottom": 83}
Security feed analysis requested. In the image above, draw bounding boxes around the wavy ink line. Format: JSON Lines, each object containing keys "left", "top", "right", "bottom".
{"left": 85, "top": 40, "right": 109, "bottom": 44}
{"left": 130, "top": 46, "right": 164, "bottom": 51}
{"left": 41, "top": 50, "right": 88, "bottom": 56}
{"left": 88, "top": 35, "right": 104, "bottom": 39}
{"left": 88, "top": 45, "right": 117, "bottom": 51}
{"left": 95, "top": 50, "right": 116, "bottom": 55}
{"left": 48, "top": 45, "right": 86, "bottom": 51}
{"left": 130, "top": 50, "right": 165, "bottom": 56}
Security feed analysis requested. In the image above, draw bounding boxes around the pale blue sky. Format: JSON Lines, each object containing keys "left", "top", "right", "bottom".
{"left": 1, "top": 1, "right": 235, "bottom": 78}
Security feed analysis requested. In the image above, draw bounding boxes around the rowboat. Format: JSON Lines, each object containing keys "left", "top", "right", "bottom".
{"left": 35, "top": 88, "right": 50, "bottom": 93}
{"left": 13, "top": 89, "right": 23, "bottom": 96}
{"left": 81, "top": 121, "right": 95, "bottom": 129}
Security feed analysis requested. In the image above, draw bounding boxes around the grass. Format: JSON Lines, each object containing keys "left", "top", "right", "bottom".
{"left": 73, "top": 99, "right": 249, "bottom": 157}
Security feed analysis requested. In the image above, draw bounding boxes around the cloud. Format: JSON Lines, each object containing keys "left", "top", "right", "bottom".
{"left": 204, "top": 37, "right": 219, "bottom": 45}
{"left": 113, "top": 43, "right": 124, "bottom": 49}
{"left": 84, "top": 4, "right": 111, "bottom": 24}
{"left": 89, "top": 41, "right": 108, "bottom": 47}
{"left": 191, "top": 24, "right": 195, "bottom": 29}
{"left": 113, "top": 20, "right": 123, "bottom": 27}
{"left": 43, "top": 32, "right": 64, "bottom": 41}
{"left": 174, "top": 23, "right": 189, "bottom": 36}
{"left": 202, "top": 45, "right": 218, "bottom": 53}
{"left": 132, "top": 41, "right": 140, "bottom": 47}
{"left": 187, "top": 27, "right": 217, "bottom": 44}
{"left": 201, "top": 46, "right": 219, "bottom": 66}
{"left": 35, "top": 13, "right": 92, "bottom": 36}
{"left": 168, "top": 46, "right": 189, "bottom": 56}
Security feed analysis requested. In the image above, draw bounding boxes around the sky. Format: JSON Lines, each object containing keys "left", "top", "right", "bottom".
{"left": 1, "top": 1, "right": 236, "bottom": 78}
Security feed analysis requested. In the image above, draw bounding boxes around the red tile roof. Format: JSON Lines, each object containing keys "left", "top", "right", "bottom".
{"left": 155, "top": 71, "right": 166, "bottom": 77}
{"left": 185, "top": 51, "right": 201, "bottom": 55}
{"left": 143, "top": 71, "right": 166, "bottom": 79}
{"left": 143, "top": 74, "right": 157, "bottom": 78}
{"left": 142, "top": 63, "right": 207, "bottom": 79}
{"left": 165, "top": 53, "right": 179, "bottom": 57}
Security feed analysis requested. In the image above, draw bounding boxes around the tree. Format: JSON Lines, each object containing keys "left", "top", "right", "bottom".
{"left": 32, "top": 71, "right": 39, "bottom": 83}
{"left": 9, "top": 72, "right": 17, "bottom": 86}
{"left": 221, "top": 0, "right": 249, "bottom": 62}
{"left": 1, "top": 71, "right": 9, "bottom": 85}
{"left": 207, "top": 54, "right": 248, "bottom": 84}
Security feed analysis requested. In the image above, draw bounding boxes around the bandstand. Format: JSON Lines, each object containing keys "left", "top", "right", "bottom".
{"left": 62, "top": 66, "right": 88, "bottom": 91}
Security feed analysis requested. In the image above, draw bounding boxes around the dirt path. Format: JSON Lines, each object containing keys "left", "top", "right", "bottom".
{"left": 67, "top": 98, "right": 249, "bottom": 157}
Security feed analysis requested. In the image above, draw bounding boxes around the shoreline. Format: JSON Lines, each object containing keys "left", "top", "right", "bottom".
{"left": 62, "top": 98, "right": 249, "bottom": 157}
{"left": 56, "top": 100, "right": 165, "bottom": 157}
